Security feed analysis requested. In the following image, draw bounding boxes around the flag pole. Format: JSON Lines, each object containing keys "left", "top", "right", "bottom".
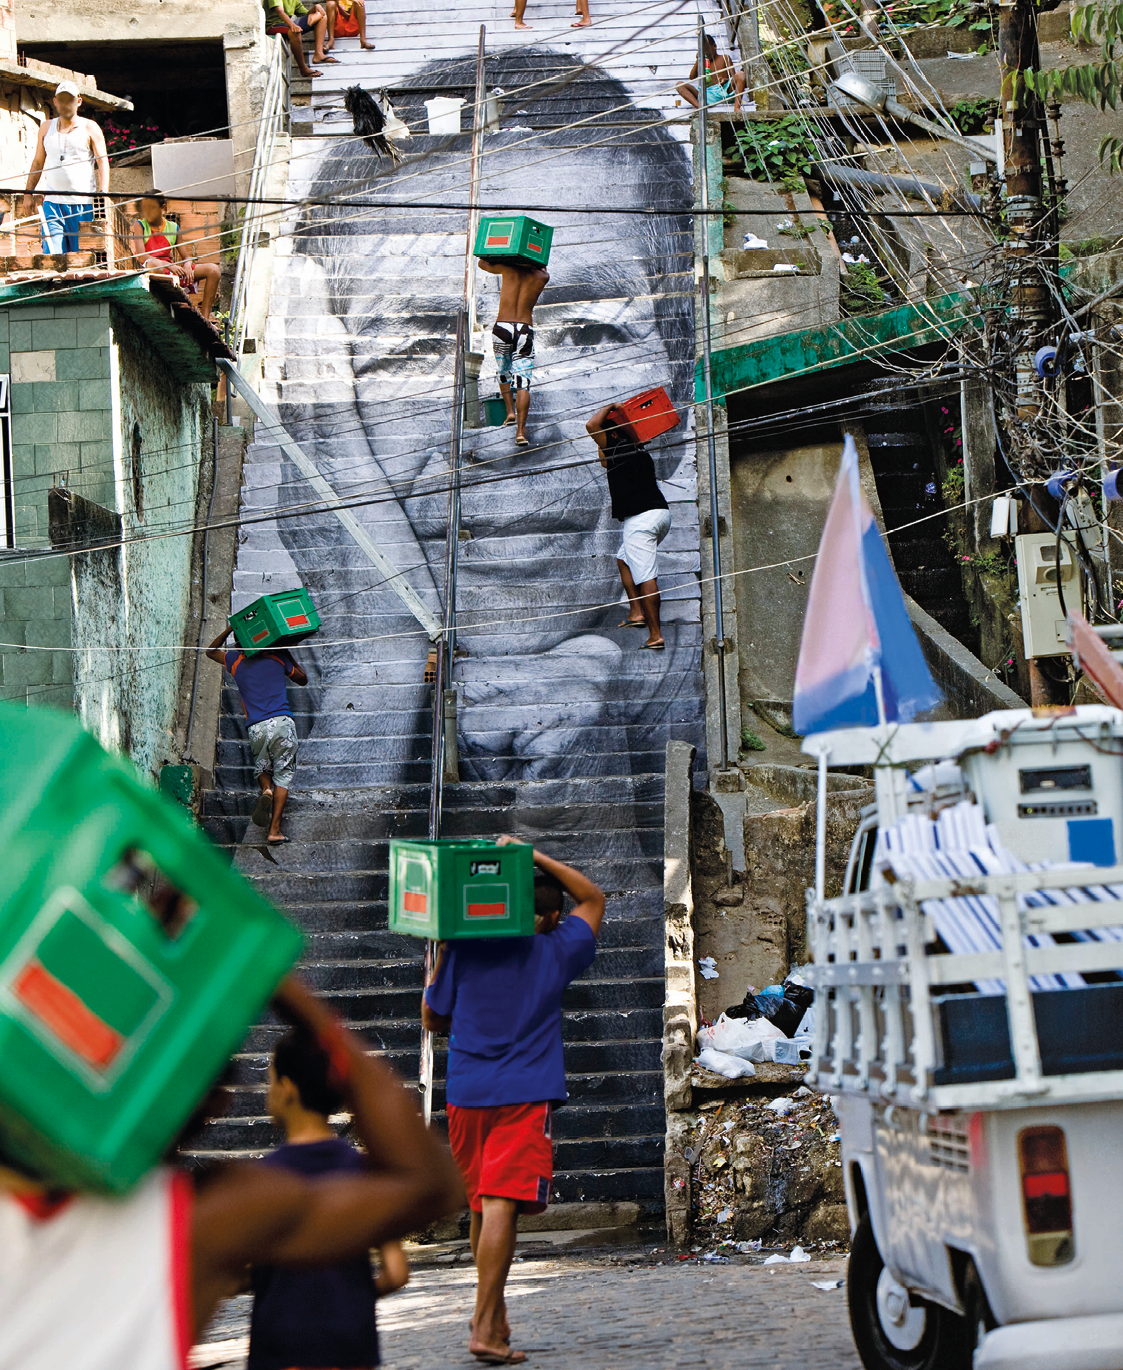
{"left": 872, "top": 664, "right": 887, "bottom": 729}
{"left": 815, "top": 747, "right": 827, "bottom": 902}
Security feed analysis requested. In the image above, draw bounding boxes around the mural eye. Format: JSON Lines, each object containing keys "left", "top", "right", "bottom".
{"left": 551, "top": 324, "right": 631, "bottom": 349}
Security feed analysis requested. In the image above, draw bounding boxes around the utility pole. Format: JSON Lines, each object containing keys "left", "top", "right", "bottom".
{"left": 998, "top": 0, "right": 1049, "bottom": 421}
{"left": 999, "top": 0, "right": 1061, "bottom": 706}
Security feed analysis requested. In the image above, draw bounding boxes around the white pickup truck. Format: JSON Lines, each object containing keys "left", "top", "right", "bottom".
{"left": 804, "top": 705, "right": 1123, "bottom": 1370}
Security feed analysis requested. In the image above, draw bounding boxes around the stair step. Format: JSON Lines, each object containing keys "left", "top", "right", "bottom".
{"left": 195, "top": 0, "right": 716, "bottom": 1210}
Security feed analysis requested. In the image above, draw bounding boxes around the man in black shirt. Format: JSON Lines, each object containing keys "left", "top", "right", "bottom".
{"left": 586, "top": 405, "right": 672, "bottom": 650}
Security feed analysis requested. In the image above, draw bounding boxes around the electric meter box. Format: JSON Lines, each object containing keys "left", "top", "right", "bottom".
{"left": 0, "top": 703, "right": 303, "bottom": 1194}
{"left": 230, "top": 587, "right": 320, "bottom": 656}
{"left": 388, "top": 839, "right": 535, "bottom": 940}
{"left": 474, "top": 216, "right": 553, "bottom": 268}
{"left": 1015, "top": 532, "right": 1075, "bottom": 659}
{"left": 961, "top": 707, "right": 1123, "bottom": 866}
{"left": 614, "top": 387, "right": 679, "bottom": 445}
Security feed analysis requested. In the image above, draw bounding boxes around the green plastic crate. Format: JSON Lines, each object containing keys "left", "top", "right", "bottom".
{"left": 0, "top": 704, "right": 303, "bottom": 1194}
{"left": 389, "top": 839, "right": 535, "bottom": 940}
{"left": 474, "top": 215, "right": 553, "bottom": 268}
{"left": 230, "top": 587, "right": 321, "bottom": 656}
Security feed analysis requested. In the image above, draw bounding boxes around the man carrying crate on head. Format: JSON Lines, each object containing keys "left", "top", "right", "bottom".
{"left": 421, "top": 838, "right": 605, "bottom": 1366}
{"left": 478, "top": 257, "right": 549, "bottom": 449}
{"left": 585, "top": 404, "right": 672, "bottom": 651}
{"left": 207, "top": 627, "right": 308, "bottom": 844}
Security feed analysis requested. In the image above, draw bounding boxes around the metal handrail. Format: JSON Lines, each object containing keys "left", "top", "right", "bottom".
{"left": 229, "top": 36, "right": 291, "bottom": 362}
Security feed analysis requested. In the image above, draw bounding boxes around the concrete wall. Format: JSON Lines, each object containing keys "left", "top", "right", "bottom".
{"left": 16, "top": 0, "right": 258, "bottom": 44}
{"left": 69, "top": 307, "right": 209, "bottom": 780}
{"left": 729, "top": 438, "right": 843, "bottom": 705}
{"left": 0, "top": 295, "right": 210, "bottom": 775}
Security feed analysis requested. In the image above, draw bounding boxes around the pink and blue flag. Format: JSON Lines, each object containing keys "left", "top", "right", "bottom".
{"left": 792, "top": 435, "right": 940, "bottom": 735}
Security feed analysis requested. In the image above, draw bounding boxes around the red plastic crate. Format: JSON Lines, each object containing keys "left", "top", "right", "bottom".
{"left": 615, "top": 387, "right": 679, "bottom": 444}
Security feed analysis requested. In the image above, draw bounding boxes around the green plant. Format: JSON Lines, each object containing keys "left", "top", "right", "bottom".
{"left": 740, "top": 727, "right": 767, "bottom": 752}
{"left": 942, "top": 464, "right": 965, "bottom": 505}
{"left": 1027, "top": 3, "right": 1123, "bottom": 171}
{"left": 777, "top": 219, "right": 817, "bottom": 239}
{"left": 839, "top": 260, "right": 889, "bottom": 314}
{"left": 749, "top": 701, "right": 802, "bottom": 740}
{"left": 962, "top": 551, "right": 1007, "bottom": 575}
{"left": 734, "top": 116, "right": 818, "bottom": 188}
{"left": 948, "top": 96, "right": 998, "bottom": 135}
{"left": 1059, "top": 236, "right": 1114, "bottom": 259}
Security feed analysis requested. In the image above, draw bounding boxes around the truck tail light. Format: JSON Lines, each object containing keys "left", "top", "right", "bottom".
{"left": 1018, "top": 1126, "right": 1074, "bottom": 1266}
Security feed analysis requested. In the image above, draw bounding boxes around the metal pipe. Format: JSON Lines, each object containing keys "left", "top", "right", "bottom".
{"left": 464, "top": 27, "right": 486, "bottom": 347}
{"left": 698, "top": 22, "right": 730, "bottom": 773}
{"left": 443, "top": 308, "right": 467, "bottom": 681}
{"left": 810, "top": 162, "right": 983, "bottom": 212}
{"left": 420, "top": 308, "right": 467, "bottom": 1124}
{"left": 815, "top": 749, "right": 827, "bottom": 902}
{"left": 829, "top": 72, "right": 998, "bottom": 163}
{"left": 184, "top": 415, "right": 221, "bottom": 762}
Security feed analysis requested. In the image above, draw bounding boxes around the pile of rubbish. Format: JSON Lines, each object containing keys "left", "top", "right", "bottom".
{"left": 685, "top": 1087, "right": 847, "bottom": 1250}
{"left": 694, "top": 971, "right": 815, "bottom": 1079}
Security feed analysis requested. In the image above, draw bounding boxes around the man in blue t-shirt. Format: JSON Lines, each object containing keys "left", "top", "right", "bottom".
{"left": 422, "top": 838, "right": 605, "bottom": 1366}
{"left": 207, "top": 626, "right": 307, "bottom": 843}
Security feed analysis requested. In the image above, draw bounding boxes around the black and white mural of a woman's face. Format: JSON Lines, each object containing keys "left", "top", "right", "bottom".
{"left": 256, "top": 50, "right": 702, "bottom": 784}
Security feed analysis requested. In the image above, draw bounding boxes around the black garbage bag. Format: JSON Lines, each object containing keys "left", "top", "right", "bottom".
{"left": 724, "top": 978, "right": 813, "bottom": 1037}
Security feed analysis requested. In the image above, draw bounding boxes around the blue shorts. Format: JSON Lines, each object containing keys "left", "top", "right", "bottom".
{"left": 41, "top": 200, "right": 93, "bottom": 255}
{"left": 705, "top": 79, "right": 736, "bottom": 105}
{"left": 493, "top": 321, "right": 534, "bottom": 390}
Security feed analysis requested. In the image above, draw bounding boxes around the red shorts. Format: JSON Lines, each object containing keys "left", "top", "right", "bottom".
{"left": 447, "top": 1101, "right": 554, "bottom": 1215}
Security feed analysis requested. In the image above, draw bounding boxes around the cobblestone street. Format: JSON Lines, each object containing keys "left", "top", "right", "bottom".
{"left": 193, "top": 1252, "right": 858, "bottom": 1370}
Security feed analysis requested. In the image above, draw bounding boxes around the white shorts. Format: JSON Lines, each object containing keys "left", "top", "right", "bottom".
{"left": 618, "top": 506, "right": 672, "bottom": 585}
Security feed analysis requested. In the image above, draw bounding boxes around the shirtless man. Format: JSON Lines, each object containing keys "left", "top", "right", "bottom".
{"left": 676, "top": 34, "right": 746, "bottom": 115}
{"left": 478, "top": 257, "right": 549, "bottom": 448}
{"left": 0, "top": 974, "right": 464, "bottom": 1370}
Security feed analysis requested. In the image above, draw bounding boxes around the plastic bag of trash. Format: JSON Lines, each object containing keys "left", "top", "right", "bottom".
{"left": 697, "top": 1012, "right": 783, "bottom": 1062}
{"left": 695, "top": 1046, "right": 757, "bottom": 1078}
{"left": 727, "top": 975, "right": 813, "bottom": 1037}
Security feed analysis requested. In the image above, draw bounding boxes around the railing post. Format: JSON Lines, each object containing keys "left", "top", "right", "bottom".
{"left": 698, "top": 22, "right": 730, "bottom": 774}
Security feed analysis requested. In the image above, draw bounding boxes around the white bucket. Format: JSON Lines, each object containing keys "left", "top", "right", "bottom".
{"left": 424, "top": 96, "right": 465, "bottom": 135}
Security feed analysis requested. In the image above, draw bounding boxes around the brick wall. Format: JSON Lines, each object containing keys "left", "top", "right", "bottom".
{"left": 0, "top": 0, "right": 16, "bottom": 66}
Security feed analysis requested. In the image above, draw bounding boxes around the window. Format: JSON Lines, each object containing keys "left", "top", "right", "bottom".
{"left": 131, "top": 421, "right": 143, "bottom": 517}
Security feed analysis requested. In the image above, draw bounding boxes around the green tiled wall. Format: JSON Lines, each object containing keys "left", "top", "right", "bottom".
{"left": 0, "top": 300, "right": 113, "bottom": 710}
{"left": 8, "top": 301, "right": 114, "bottom": 538}
{"left": 0, "top": 552, "right": 72, "bottom": 708}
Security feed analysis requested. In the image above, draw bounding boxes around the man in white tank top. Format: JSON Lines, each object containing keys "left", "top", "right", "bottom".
{"left": 21, "top": 80, "right": 109, "bottom": 256}
{"left": 0, "top": 975, "right": 464, "bottom": 1370}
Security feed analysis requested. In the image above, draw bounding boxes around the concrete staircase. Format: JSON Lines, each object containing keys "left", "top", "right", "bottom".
{"left": 195, "top": 0, "right": 712, "bottom": 1214}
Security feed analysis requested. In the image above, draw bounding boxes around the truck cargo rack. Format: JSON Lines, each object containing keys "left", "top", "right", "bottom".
{"left": 807, "top": 861, "right": 1123, "bottom": 1110}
